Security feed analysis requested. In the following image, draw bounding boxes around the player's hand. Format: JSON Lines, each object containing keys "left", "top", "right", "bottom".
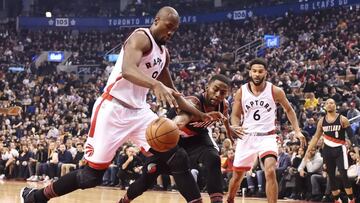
{"left": 199, "top": 111, "right": 225, "bottom": 122}
{"left": 189, "top": 112, "right": 225, "bottom": 128}
{"left": 152, "top": 82, "right": 180, "bottom": 108}
{"left": 294, "top": 130, "right": 306, "bottom": 148}
{"left": 229, "top": 126, "right": 246, "bottom": 139}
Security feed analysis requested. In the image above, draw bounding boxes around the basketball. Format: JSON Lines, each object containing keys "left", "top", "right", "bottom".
{"left": 146, "top": 117, "right": 180, "bottom": 152}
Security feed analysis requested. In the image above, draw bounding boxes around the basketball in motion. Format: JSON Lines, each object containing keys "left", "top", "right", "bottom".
{"left": 146, "top": 117, "right": 180, "bottom": 152}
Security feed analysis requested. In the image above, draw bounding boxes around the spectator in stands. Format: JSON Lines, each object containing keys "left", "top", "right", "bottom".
{"left": 102, "top": 152, "right": 120, "bottom": 187}
{"left": 221, "top": 148, "right": 234, "bottom": 191}
{"left": 65, "top": 139, "right": 77, "bottom": 158}
{"left": 46, "top": 142, "right": 58, "bottom": 180}
{"left": 117, "top": 145, "right": 142, "bottom": 190}
{"left": 285, "top": 145, "right": 304, "bottom": 199}
{"left": 73, "top": 143, "right": 85, "bottom": 169}
{"left": 27, "top": 143, "right": 48, "bottom": 182}
{"left": 329, "top": 87, "right": 342, "bottom": 102}
{"left": 57, "top": 143, "right": 73, "bottom": 176}
{"left": 245, "top": 158, "right": 265, "bottom": 197}
{"left": 221, "top": 138, "right": 232, "bottom": 154}
{"left": 348, "top": 102, "right": 360, "bottom": 120}
{"left": 304, "top": 93, "right": 318, "bottom": 111}
{"left": 277, "top": 145, "right": 291, "bottom": 180}
{"left": 47, "top": 125, "right": 59, "bottom": 139}
{"left": 4, "top": 142, "right": 19, "bottom": 178}
{"left": 15, "top": 144, "right": 32, "bottom": 179}
{"left": 0, "top": 142, "right": 6, "bottom": 179}
{"left": 318, "top": 86, "right": 331, "bottom": 102}
{"left": 296, "top": 147, "right": 323, "bottom": 200}
{"left": 303, "top": 118, "right": 317, "bottom": 138}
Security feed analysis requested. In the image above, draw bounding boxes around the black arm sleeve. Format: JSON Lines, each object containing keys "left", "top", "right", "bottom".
{"left": 346, "top": 126, "right": 359, "bottom": 147}
{"left": 166, "top": 108, "right": 177, "bottom": 119}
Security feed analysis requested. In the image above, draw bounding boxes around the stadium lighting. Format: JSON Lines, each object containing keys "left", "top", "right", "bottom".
{"left": 45, "top": 11, "right": 52, "bottom": 18}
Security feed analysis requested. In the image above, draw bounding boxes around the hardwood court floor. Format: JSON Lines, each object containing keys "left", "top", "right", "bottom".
{"left": 1, "top": 180, "right": 314, "bottom": 203}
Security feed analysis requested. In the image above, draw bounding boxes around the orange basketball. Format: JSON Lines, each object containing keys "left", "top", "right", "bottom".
{"left": 146, "top": 117, "right": 180, "bottom": 152}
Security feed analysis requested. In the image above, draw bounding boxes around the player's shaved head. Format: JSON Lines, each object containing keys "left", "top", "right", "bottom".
{"left": 325, "top": 98, "right": 336, "bottom": 104}
{"left": 151, "top": 6, "right": 180, "bottom": 45}
{"left": 156, "top": 6, "right": 179, "bottom": 22}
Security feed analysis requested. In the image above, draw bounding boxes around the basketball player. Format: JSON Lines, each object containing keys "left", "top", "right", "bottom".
{"left": 21, "top": 7, "right": 220, "bottom": 203}
{"left": 304, "top": 98, "right": 359, "bottom": 203}
{"left": 227, "top": 58, "right": 306, "bottom": 203}
{"left": 117, "top": 74, "right": 242, "bottom": 203}
{"left": 174, "top": 74, "right": 243, "bottom": 203}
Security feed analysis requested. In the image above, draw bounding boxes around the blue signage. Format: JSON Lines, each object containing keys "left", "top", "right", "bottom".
{"left": 106, "top": 54, "right": 119, "bottom": 62}
{"left": 48, "top": 51, "right": 64, "bottom": 62}
{"left": 8, "top": 66, "right": 25, "bottom": 72}
{"left": 264, "top": 35, "right": 280, "bottom": 48}
{"left": 18, "top": 0, "right": 359, "bottom": 29}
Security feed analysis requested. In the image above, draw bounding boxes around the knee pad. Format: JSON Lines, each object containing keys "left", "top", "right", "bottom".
{"left": 167, "top": 147, "right": 190, "bottom": 174}
{"left": 76, "top": 166, "right": 106, "bottom": 189}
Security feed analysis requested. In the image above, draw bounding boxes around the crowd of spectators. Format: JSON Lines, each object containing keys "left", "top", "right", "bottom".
{"left": 1, "top": 5, "right": 360, "bottom": 202}
{"left": 15, "top": 0, "right": 298, "bottom": 18}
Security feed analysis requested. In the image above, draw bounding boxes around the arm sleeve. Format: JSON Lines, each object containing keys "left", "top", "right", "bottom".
{"left": 166, "top": 108, "right": 178, "bottom": 119}
{"left": 346, "top": 126, "right": 359, "bottom": 147}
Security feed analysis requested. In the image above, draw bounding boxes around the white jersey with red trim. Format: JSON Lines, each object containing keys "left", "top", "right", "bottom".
{"left": 241, "top": 81, "right": 276, "bottom": 133}
{"left": 105, "top": 28, "right": 167, "bottom": 108}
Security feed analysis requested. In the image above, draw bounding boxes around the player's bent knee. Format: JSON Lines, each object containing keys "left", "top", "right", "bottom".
{"left": 167, "top": 147, "right": 190, "bottom": 174}
{"left": 264, "top": 165, "right": 276, "bottom": 178}
{"left": 265, "top": 170, "right": 276, "bottom": 180}
{"left": 76, "top": 166, "right": 106, "bottom": 189}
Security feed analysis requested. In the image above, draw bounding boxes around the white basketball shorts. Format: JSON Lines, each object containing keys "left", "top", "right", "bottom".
{"left": 84, "top": 94, "right": 157, "bottom": 170}
{"left": 233, "top": 134, "right": 278, "bottom": 171}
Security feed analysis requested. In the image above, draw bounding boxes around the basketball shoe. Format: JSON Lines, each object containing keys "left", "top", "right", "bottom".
{"left": 20, "top": 187, "right": 47, "bottom": 203}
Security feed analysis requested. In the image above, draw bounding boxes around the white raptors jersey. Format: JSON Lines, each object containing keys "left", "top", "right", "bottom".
{"left": 105, "top": 28, "right": 167, "bottom": 108}
{"left": 241, "top": 82, "right": 277, "bottom": 133}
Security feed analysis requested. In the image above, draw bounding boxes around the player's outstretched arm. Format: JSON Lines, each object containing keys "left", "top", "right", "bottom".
{"left": 222, "top": 100, "right": 243, "bottom": 140}
{"left": 230, "top": 88, "right": 242, "bottom": 126}
{"left": 274, "top": 86, "right": 306, "bottom": 147}
{"left": 229, "top": 88, "right": 246, "bottom": 139}
{"left": 157, "top": 51, "right": 223, "bottom": 122}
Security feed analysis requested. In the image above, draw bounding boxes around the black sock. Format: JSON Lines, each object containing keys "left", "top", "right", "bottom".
{"left": 348, "top": 194, "right": 354, "bottom": 200}
{"left": 35, "top": 170, "right": 80, "bottom": 201}
{"left": 34, "top": 189, "right": 48, "bottom": 202}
